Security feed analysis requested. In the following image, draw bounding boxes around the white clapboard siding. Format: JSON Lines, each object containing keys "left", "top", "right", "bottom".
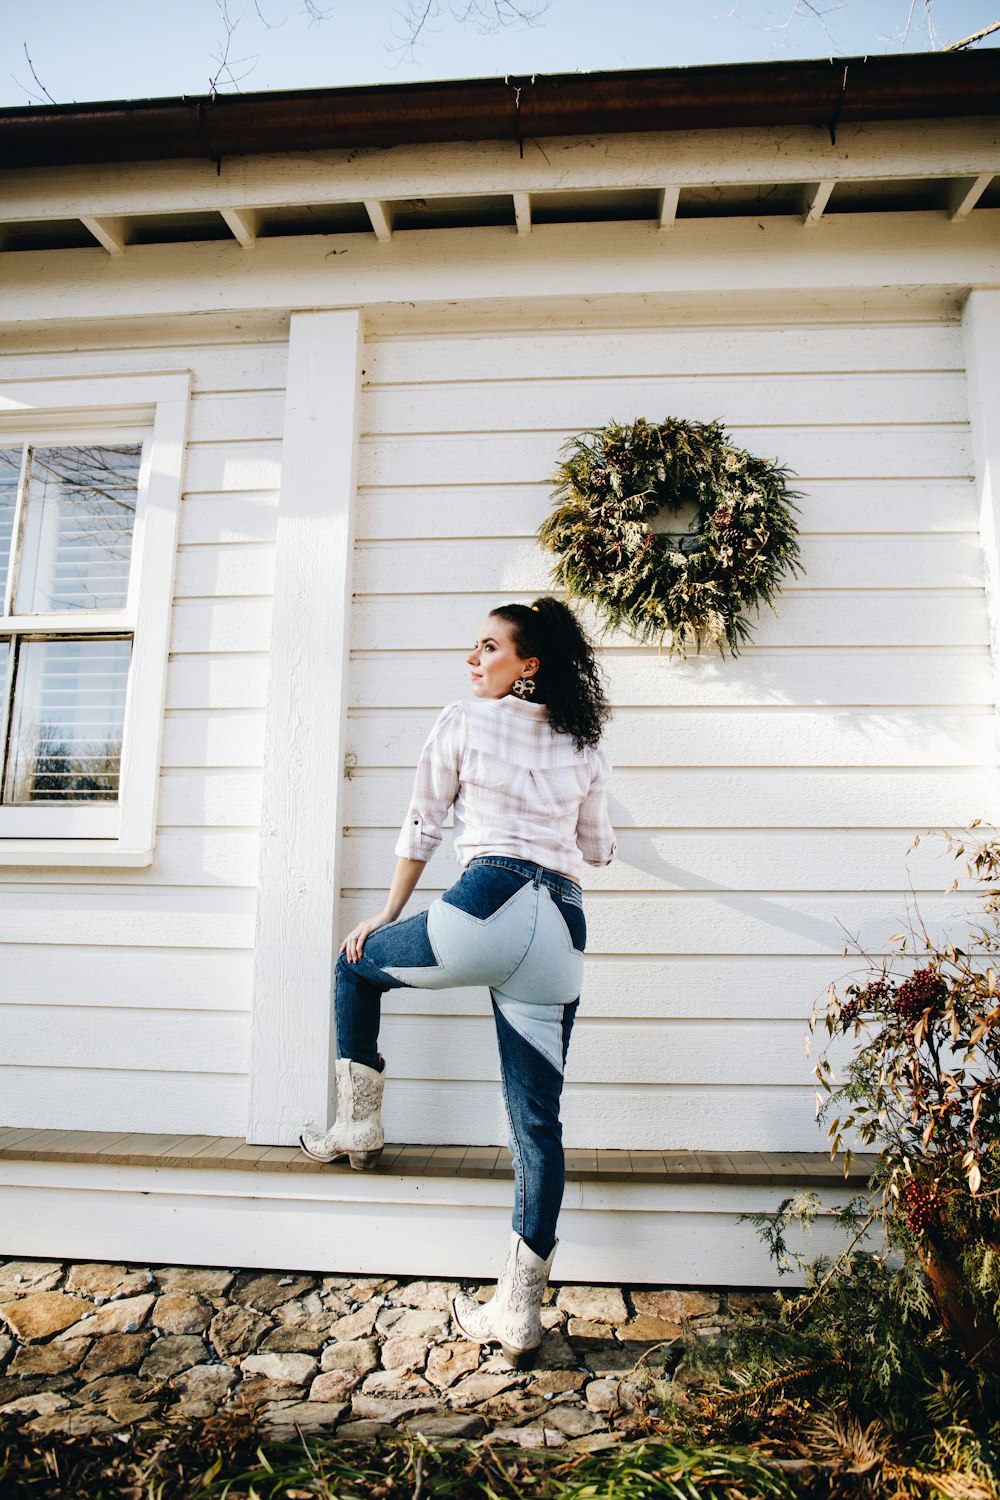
{"left": 161, "top": 710, "right": 266, "bottom": 768}
{"left": 355, "top": 535, "right": 983, "bottom": 594}
{"left": 379, "top": 954, "right": 874, "bottom": 1020}
{"left": 346, "top": 314, "right": 995, "bottom": 1154}
{"left": 183, "top": 441, "right": 283, "bottom": 494}
{"left": 356, "top": 480, "right": 978, "bottom": 539}
{"left": 187, "top": 392, "right": 286, "bottom": 443}
{"left": 350, "top": 649, "right": 993, "bottom": 708}
{"left": 0, "top": 335, "right": 283, "bottom": 1135}
{"left": 360, "top": 371, "right": 969, "bottom": 435}
{"left": 156, "top": 769, "right": 264, "bottom": 827}
{"left": 378, "top": 1081, "right": 827, "bottom": 1152}
{"left": 1, "top": 1069, "right": 248, "bottom": 1135}
{"left": 8, "top": 830, "right": 261, "bottom": 888}
{"left": 373, "top": 1015, "right": 836, "bottom": 1087}
{"left": 0, "top": 1006, "right": 249, "bottom": 1073}
{"left": 357, "top": 428, "right": 971, "bottom": 487}
{"left": 0, "top": 339, "right": 288, "bottom": 391}
{"left": 340, "top": 893, "right": 972, "bottom": 958}
{"left": 165, "top": 654, "right": 271, "bottom": 711}
{"left": 1, "top": 946, "right": 253, "bottom": 1009}
{"left": 180, "top": 492, "right": 279, "bottom": 546}
{"left": 351, "top": 591, "right": 988, "bottom": 649}
{"left": 344, "top": 827, "right": 971, "bottom": 893}
{"left": 347, "top": 706, "right": 995, "bottom": 767}
{"left": 3, "top": 887, "right": 256, "bottom": 947}
{"left": 174, "top": 546, "right": 276, "bottom": 600}
{"left": 346, "top": 767, "right": 998, "bottom": 830}
{"left": 171, "top": 600, "right": 273, "bottom": 653}
{"left": 365, "top": 324, "right": 964, "bottom": 384}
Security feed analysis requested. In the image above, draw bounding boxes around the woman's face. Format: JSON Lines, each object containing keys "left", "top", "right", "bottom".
{"left": 466, "top": 615, "right": 539, "bottom": 700}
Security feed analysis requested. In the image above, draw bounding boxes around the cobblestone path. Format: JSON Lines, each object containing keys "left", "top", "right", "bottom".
{"left": 0, "top": 1258, "right": 775, "bottom": 1448}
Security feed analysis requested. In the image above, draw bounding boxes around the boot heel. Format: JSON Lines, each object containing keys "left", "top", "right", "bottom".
{"left": 501, "top": 1342, "right": 537, "bottom": 1370}
{"left": 348, "top": 1148, "right": 383, "bottom": 1170}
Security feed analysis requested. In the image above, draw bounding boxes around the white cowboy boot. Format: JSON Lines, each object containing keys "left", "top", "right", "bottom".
{"left": 298, "top": 1056, "right": 385, "bottom": 1170}
{"left": 452, "top": 1231, "right": 556, "bottom": 1368}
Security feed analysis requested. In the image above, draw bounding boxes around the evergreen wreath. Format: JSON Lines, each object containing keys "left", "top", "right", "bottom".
{"left": 538, "top": 416, "right": 803, "bottom": 656}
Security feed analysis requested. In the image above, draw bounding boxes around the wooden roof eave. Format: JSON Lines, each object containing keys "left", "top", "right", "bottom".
{"left": 0, "top": 49, "right": 998, "bottom": 171}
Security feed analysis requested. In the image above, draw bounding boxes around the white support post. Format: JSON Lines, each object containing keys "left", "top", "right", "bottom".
{"left": 963, "top": 289, "right": 1000, "bottom": 770}
{"left": 247, "top": 308, "right": 364, "bottom": 1144}
{"left": 803, "top": 180, "right": 836, "bottom": 225}
{"left": 80, "top": 215, "right": 129, "bottom": 255}
{"left": 513, "top": 191, "right": 532, "bottom": 235}
{"left": 220, "top": 206, "right": 260, "bottom": 247}
{"left": 658, "top": 186, "right": 680, "bottom": 230}
{"left": 364, "top": 199, "right": 393, "bottom": 241}
{"left": 950, "top": 173, "right": 993, "bottom": 221}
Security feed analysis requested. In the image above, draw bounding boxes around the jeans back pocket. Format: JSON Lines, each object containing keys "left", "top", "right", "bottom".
{"left": 442, "top": 862, "right": 527, "bottom": 921}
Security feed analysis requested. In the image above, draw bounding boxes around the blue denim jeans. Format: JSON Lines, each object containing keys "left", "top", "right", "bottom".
{"left": 335, "top": 856, "right": 586, "bottom": 1259}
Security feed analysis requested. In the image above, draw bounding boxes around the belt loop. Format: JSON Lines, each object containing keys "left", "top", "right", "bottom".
{"left": 533, "top": 864, "right": 543, "bottom": 888}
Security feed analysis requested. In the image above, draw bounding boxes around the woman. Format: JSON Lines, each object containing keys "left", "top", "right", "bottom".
{"left": 299, "top": 595, "right": 616, "bottom": 1367}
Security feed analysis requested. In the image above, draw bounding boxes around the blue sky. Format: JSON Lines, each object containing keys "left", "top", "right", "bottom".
{"left": 1, "top": 0, "right": 997, "bottom": 108}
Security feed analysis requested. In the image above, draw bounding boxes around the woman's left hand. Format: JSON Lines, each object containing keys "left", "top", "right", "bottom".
{"left": 340, "top": 910, "right": 392, "bottom": 964}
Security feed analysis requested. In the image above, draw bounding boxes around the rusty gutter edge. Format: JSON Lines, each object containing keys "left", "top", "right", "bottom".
{"left": 0, "top": 52, "right": 997, "bottom": 169}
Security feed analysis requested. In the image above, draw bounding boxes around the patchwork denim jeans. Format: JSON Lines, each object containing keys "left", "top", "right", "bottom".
{"left": 335, "top": 855, "right": 586, "bottom": 1258}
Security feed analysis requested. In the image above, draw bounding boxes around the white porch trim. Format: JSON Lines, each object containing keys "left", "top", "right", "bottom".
{"left": 0, "top": 1156, "right": 855, "bottom": 1287}
{"left": 3, "top": 213, "right": 998, "bottom": 330}
{"left": 247, "top": 308, "right": 364, "bottom": 1145}
{"left": 963, "top": 289, "right": 1000, "bottom": 771}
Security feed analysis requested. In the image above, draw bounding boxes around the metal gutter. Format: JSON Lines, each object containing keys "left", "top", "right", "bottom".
{"left": 0, "top": 51, "right": 997, "bottom": 170}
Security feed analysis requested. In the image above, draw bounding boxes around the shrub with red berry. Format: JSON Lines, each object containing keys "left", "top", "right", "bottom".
{"left": 900, "top": 1178, "right": 944, "bottom": 1236}
{"left": 893, "top": 968, "right": 947, "bottom": 1026}
{"left": 813, "top": 826, "right": 1000, "bottom": 1330}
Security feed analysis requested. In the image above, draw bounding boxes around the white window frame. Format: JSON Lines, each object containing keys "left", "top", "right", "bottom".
{"left": 0, "top": 372, "right": 190, "bottom": 867}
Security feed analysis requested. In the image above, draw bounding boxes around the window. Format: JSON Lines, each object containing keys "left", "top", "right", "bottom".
{"left": 0, "top": 374, "right": 190, "bottom": 866}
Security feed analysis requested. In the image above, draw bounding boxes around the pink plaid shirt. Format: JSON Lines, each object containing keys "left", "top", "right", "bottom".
{"left": 394, "top": 695, "right": 616, "bottom": 882}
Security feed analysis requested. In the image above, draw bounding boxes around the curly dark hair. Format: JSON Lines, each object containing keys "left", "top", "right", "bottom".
{"left": 489, "top": 596, "right": 611, "bottom": 750}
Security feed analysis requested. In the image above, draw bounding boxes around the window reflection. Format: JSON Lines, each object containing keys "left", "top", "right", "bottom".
{"left": 0, "top": 449, "right": 20, "bottom": 606}
{"left": 13, "top": 445, "right": 141, "bottom": 614}
{"left": 4, "top": 637, "right": 131, "bottom": 803}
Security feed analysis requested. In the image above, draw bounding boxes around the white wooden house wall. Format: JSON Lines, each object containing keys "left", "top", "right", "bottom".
{"left": 346, "top": 312, "right": 994, "bottom": 1153}
{"left": 3, "top": 311, "right": 990, "bottom": 1156}
{"left": 0, "top": 331, "right": 287, "bottom": 1136}
{"left": 1, "top": 106, "right": 998, "bottom": 1279}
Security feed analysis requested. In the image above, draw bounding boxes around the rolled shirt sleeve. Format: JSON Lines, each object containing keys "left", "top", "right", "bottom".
{"left": 394, "top": 702, "right": 463, "bottom": 862}
{"left": 577, "top": 744, "right": 617, "bottom": 867}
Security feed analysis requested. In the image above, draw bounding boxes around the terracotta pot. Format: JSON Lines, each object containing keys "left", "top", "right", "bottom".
{"left": 920, "top": 1244, "right": 1000, "bottom": 1373}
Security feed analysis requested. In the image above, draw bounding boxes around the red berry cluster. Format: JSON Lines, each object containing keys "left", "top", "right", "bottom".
{"left": 894, "top": 968, "right": 947, "bottom": 1025}
{"left": 838, "top": 996, "right": 861, "bottom": 1030}
{"left": 901, "top": 1178, "right": 943, "bottom": 1235}
{"left": 838, "top": 977, "right": 896, "bottom": 1030}
{"left": 864, "top": 977, "right": 894, "bottom": 1005}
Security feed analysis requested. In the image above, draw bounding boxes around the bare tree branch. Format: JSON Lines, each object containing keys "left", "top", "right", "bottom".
{"left": 209, "top": 0, "right": 262, "bottom": 93}
{"left": 758, "top": 1, "right": 851, "bottom": 53}
{"left": 387, "top": 0, "right": 548, "bottom": 64}
{"left": 947, "top": 18, "right": 1000, "bottom": 49}
{"left": 13, "top": 43, "right": 58, "bottom": 106}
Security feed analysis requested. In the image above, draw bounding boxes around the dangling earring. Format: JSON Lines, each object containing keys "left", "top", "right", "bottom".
{"left": 511, "top": 675, "right": 536, "bottom": 699}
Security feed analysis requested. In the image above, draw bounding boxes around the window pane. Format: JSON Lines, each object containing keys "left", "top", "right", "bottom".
{"left": 13, "top": 444, "right": 142, "bottom": 613}
{"left": 4, "top": 637, "right": 131, "bottom": 803}
{"left": 0, "top": 449, "right": 20, "bottom": 606}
